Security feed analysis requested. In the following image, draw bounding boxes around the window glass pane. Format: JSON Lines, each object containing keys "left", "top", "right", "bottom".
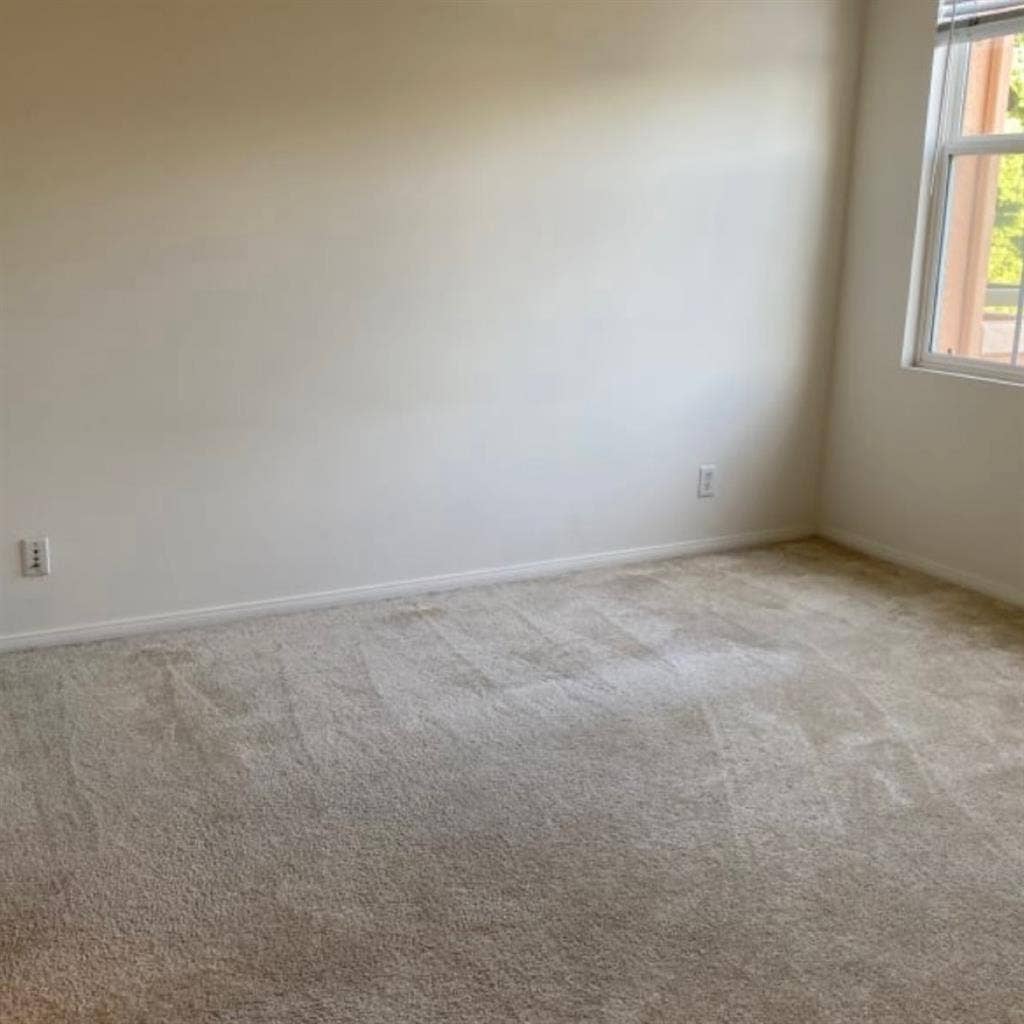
{"left": 961, "top": 32, "right": 1024, "bottom": 135}
{"left": 934, "top": 152, "right": 1024, "bottom": 364}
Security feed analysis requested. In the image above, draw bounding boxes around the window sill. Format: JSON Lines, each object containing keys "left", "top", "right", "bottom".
{"left": 903, "top": 356, "right": 1024, "bottom": 388}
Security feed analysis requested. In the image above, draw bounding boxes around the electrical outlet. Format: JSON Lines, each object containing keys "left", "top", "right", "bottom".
{"left": 20, "top": 537, "right": 51, "bottom": 577}
{"left": 698, "top": 464, "right": 716, "bottom": 499}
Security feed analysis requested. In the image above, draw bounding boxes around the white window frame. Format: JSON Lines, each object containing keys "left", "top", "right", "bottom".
{"left": 912, "top": 13, "right": 1024, "bottom": 385}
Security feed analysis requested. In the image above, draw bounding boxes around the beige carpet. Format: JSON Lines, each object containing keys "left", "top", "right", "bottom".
{"left": 1, "top": 540, "right": 1022, "bottom": 1023}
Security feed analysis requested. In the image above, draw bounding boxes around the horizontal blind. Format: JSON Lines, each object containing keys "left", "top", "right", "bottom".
{"left": 938, "top": 1, "right": 1024, "bottom": 33}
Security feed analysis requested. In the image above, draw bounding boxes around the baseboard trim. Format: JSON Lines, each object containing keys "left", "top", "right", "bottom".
{"left": 820, "top": 525, "right": 1024, "bottom": 608}
{"left": 0, "top": 525, "right": 812, "bottom": 653}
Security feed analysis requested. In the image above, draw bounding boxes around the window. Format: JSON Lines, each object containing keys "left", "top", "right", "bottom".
{"left": 915, "top": 1, "right": 1024, "bottom": 382}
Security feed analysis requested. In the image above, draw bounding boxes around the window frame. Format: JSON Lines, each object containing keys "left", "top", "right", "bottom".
{"left": 912, "top": 14, "right": 1024, "bottom": 385}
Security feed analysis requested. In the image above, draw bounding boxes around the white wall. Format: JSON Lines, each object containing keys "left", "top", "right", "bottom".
{"left": 821, "top": 0, "right": 1024, "bottom": 603}
{"left": 1, "top": 0, "right": 861, "bottom": 641}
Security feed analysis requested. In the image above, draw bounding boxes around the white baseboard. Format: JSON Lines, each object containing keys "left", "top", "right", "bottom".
{"left": 0, "top": 525, "right": 812, "bottom": 653}
{"left": 820, "top": 525, "right": 1024, "bottom": 608}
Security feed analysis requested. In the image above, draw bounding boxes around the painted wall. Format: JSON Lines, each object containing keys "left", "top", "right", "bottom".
{"left": 1, "top": 1, "right": 861, "bottom": 640}
{"left": 821, "top": 0, "right": 1024, "bottom": 603}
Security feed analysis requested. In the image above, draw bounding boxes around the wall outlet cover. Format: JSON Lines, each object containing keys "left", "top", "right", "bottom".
{"left": 20, "top": 538, "right": 51, "bottom": 577}
{"left": 698, "top": 464, "right": 716, "bottom": 499}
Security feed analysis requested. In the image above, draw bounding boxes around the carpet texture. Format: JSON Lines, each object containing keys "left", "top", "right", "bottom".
{"left": 1, "top": 540, "right": 1022, "bottom": 1023}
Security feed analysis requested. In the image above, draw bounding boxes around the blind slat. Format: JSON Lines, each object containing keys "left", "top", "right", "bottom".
{"left": 938, "top": 0, "right": 1024, "bottom": 31}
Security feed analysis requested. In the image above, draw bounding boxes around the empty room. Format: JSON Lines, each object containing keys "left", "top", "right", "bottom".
{"left": 1, "top": 0, "right": 1022, "bottom": 1021}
